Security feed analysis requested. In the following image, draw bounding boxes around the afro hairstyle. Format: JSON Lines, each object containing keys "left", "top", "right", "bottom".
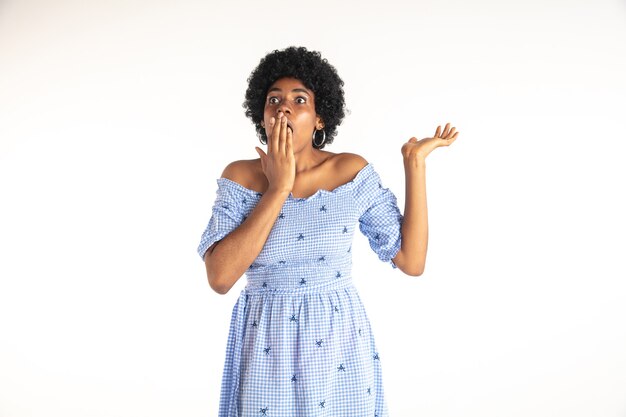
{"left": 243, "top": 46, "right": 346, "bottom": 149}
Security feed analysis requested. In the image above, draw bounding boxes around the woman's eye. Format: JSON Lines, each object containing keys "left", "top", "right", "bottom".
{"left": 295, "top": 97, "right": 306, "bottom": 104}
{"left": 268, "top": 97, "right": 279, "bottom": 104}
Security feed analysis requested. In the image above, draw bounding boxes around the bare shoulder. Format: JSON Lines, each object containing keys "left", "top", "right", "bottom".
{"left": 220, "top": 159, "right": 263, "bottom": 189}
{"left": 332, "top": 152, "right": 369, "bottom": 175}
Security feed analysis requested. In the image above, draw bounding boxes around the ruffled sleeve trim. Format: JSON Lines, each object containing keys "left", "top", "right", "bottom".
{"left": 197, "top": 179, "right": 254, "bottom": 260}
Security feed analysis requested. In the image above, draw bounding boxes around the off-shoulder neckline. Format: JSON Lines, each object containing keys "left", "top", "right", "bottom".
{"left": 216, "top": 162, "right": 374, "bottom": 202}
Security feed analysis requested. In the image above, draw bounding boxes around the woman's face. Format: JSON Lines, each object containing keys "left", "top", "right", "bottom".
{"left": 262, "top": 77, "right": 323, "bottom": 150}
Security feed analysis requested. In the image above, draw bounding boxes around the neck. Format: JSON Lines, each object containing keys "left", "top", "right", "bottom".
{"left": 293, "top": 147, "right": 327, "bottom": 174}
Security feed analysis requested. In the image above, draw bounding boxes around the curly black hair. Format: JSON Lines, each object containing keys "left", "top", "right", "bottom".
{"left": 243, "top": 46, "right": 346, "bottom": 149}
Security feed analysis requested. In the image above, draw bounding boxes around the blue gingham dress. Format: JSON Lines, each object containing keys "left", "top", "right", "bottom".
{"left": 197, "top": 163, "right": 403, "bottom": 417}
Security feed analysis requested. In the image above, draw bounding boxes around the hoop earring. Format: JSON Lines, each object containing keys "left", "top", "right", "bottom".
{"left": 312, "top": 129, "right": 326, "bottom": 147}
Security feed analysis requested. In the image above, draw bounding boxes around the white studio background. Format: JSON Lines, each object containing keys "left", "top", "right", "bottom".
{"left": 1, "top": 0, "right": 625, "bottom": 416}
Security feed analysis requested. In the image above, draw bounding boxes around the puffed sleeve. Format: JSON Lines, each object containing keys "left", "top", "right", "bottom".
{"left": 197, "top": 179, "right": 248, "bottom": 261}
{"left": 353, "top": 164, "right": 404, "bottom": 268}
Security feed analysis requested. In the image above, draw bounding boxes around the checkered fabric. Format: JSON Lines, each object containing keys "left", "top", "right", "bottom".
{"left": 197, "top": 163, "right": 403, "bottom": 417}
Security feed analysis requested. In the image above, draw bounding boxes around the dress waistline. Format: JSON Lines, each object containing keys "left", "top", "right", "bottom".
{"left": 244, "top": 262, "right": 354, "bottom": 294}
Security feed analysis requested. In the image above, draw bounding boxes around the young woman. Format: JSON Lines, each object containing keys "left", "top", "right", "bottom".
{"left": 197, "top": 46, "right": 459, "bottom": 416}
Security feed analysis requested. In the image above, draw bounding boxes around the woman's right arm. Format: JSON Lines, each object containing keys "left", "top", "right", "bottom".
{"left": 204, "top": 112, "right": 295, "bottom": 294}
{"left": 203, "top": 168, "right": 289, "bottom": 294}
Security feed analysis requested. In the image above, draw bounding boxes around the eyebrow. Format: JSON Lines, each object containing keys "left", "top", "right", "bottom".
{"left": 267, "top": 87, "right": 311, "bottom": 96}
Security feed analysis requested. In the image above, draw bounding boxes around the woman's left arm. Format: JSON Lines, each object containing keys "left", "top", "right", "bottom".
{"left": 392, "top": 122, "right": 459, "bottom": 276}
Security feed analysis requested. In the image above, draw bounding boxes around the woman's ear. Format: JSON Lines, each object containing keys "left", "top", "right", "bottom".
{"left": 316, "top": 116, "right": 325, "bottom": 130}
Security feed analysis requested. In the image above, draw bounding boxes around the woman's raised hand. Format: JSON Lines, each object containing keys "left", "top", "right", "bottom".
{"left": 401, "top": 122, "right": 459, "bottom": 164}
{"left": 255, "top": 112, "right": 296, "bottom": 195}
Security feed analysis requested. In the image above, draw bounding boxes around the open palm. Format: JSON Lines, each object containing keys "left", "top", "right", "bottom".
{"left": 401, "top": 122, "right": 459, "bottom": 161}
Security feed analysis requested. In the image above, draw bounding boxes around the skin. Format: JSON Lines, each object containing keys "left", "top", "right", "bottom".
{"left": 203, "top": 76, "right": 459, "bottom": 294}
{"left": 255, "top": 77, "right": 322, "bottom": 193}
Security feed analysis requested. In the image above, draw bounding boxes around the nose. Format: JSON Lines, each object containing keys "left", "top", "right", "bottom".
{"left": 276, "top": 103, "right": 291, "bottom": 115}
